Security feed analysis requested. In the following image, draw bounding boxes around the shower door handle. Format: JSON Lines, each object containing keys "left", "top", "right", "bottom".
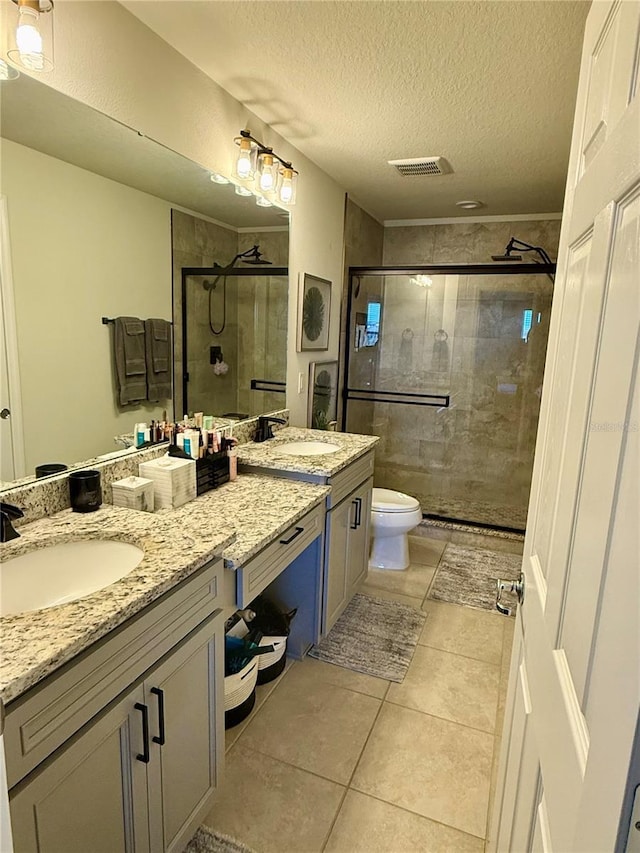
{"left": 495, "top": 573, "right": 525, "bottom": 616}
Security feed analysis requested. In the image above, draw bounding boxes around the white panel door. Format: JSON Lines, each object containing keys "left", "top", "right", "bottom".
{"left": 489, "top": 2, "right": 640, "bottom": 851}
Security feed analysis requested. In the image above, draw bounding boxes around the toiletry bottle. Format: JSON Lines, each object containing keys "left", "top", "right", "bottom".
{"left": 227, "top": 439, "right": 238, "bottom": 481}
{"left": 136, "top": 423, "right": 147, "bottom": 447}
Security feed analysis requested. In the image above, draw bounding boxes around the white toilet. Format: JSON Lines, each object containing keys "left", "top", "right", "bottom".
{"left": 368, "top": 488, "right": 422, "bottom": 571}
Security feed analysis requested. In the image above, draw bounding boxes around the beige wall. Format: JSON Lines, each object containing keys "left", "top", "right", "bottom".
{"left": 1, "top": 139, "right": 171, "bottom": 471}
{"left": 28, "top": 0, "right": 346, "bottom": 427}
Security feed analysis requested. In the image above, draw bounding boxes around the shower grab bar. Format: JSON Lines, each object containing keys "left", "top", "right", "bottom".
{"left": 250, "top": 379, "right": 286, "bottom": 393}
{"left": 345, "top": 388, "right": 450, "bottom": 408}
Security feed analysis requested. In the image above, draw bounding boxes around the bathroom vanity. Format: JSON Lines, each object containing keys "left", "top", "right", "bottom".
{"left": 0, "top": 429, "right": 376, "bottom": 852}
{"left": 237, "top": 428, "right": 379, "bottom": 631}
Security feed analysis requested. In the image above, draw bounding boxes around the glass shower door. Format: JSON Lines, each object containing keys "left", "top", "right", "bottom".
{"left": 344, "top": 269, "right": 552, "bottom": 531}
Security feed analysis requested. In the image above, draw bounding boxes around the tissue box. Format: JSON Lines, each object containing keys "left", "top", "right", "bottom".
{"left": 139, "top": 456, "right": 196, "bottom": 509}
{"left": 112, "top": 476, "right": 155, "bottom": 512}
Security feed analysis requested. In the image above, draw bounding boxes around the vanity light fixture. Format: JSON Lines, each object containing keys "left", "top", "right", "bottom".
{"left": 234, "top": 185, "right": 253, "bottom": 197}
{"left": 256, "top": 196, "right": 272, "bottom": 208}
{"left": 232, "top": 129, "right": 298, "bottom": 206}
{"left": 210, "top": 173, "right": 230, "bottom": 185}
{"left": 7, "top": 0, "right": 54, "bottom": 73}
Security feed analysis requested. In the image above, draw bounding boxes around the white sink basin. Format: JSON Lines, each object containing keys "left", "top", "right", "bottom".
{"left": 0, "top": 540, "right": 144, "bottom": 617}
{"left": 275, "top": 441, "right": 341, "bottom": 456}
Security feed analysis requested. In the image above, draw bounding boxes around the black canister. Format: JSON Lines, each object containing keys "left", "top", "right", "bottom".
{"left": 35, "top": 463, "right": 68, "bottom": 479}
{"left": 69, "top": 470, "right": 102, "bottom": 513}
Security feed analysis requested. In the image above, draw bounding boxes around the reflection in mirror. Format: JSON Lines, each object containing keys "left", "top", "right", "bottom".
{"left": 0, "top": 75, "right": 289, "bottom": 489}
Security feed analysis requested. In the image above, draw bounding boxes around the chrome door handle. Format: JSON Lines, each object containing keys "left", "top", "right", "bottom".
{"left": 496, "top": 572, "right": 524, "bottom": 616}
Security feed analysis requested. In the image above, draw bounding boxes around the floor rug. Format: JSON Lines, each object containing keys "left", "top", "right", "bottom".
{"left": 184, "top": 826, "right": 257, "bottom": 853}
{"left": 308, "top": 592, "right": 426, "bottom": 683}
{"left": 428, "top": 543, "right": 522, "bottom": 614}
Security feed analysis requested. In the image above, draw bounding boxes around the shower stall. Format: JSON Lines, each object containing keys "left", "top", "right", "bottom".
{"left": 342, "top": 264, "right": 555, "bottom": 532}
{"left": 180, "top": 265, "right": 288, "bottom": 419}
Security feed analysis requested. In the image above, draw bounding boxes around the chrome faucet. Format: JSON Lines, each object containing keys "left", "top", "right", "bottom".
{"left": 0, "top": 502, "right": 24, "bottom": 542}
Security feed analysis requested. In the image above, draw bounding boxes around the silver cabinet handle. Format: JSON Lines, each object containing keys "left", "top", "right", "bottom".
{"left": 496, "top": 572, "right": 524, "bottom": 616}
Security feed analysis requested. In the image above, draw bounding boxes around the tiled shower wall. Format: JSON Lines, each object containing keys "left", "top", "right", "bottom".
{"left": 342, "top": 208, "right": 561, "bottom": 529}
{"left": 172, "top": 211, "right": 288, "bottom": 419}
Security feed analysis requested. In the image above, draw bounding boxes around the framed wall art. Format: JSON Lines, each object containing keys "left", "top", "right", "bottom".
{"left": 298, "top": 273, "right": 331, "bottom": 351}
{"left": 308, "top": 360, "right": 339, "bottom": 430}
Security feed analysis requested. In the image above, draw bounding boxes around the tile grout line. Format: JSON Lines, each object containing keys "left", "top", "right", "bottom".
{"left": 416, "top": 638, "right": 504, "bottom": 667}
{"left": 383, "top": 697, "right": 499, "bottom": 737}
{"left": 320, "top": 688, "right": 389, "bottom": 853}
{"left": 345, "top": 785, "right": 489, "bottom": 845}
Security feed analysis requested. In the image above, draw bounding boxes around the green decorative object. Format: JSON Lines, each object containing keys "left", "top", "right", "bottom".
{"left": 303, "top": 286, "right": 325, "bottom": 342}
{"left": 308, "top": 360, "right": 338, "bottom": 429}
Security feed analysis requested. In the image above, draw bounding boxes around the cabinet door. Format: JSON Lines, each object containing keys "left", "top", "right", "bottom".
{"left": 10, "top": 685, "right": 150, "bottom": 853}
{"left": 324, "top": 494, "right": 351, "bottom": 633}
{"left": 346, "top": 477, "right": 373, "bottom": 596}
{"left": 145, "top": 612, "right": 224, "bottom": 853}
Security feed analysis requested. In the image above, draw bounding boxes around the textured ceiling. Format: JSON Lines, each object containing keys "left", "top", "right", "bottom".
{"left": 124, "top": 0, "right": 590, "bottom": 222}
{"left": 0, "top": 75, "right": 286, "bottom": 228}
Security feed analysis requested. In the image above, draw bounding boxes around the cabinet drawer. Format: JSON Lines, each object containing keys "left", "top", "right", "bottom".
{"left": 5, "top": 559, "right": 223, "bottom": 789}
{"left": 236, "top": 504, "right": 325, "bottom": 608}
{"left": 328, "top": 451, "right": 375, "bottom": 508}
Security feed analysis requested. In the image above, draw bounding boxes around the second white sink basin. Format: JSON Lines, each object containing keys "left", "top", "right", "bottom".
{"left": 275, "top": 441, "right": 341, "bottom": 456}
{"left": 0, "top": 540, "right": 144, "bottom": 617}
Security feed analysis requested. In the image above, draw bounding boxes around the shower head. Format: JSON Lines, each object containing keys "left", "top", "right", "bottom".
{"left": 240, "top": 245, "right": 272, "bottom": 265}
{"left": 491, "top": 253, "right": 523, "bottom": 261}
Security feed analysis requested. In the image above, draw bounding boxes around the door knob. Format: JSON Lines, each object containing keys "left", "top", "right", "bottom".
{"left": 496, "top": 572, "right": 525, "bottom": 616}
{"left": 0, "top": 408, "right": 10, "bottom": 420}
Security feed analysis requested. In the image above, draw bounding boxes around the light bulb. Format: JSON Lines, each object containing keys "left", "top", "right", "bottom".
{"left": 16, "top": 6, "right": 44, "bottom": 71}
{"left": 278, "top": 167, "right": 296, "bottom": 205}
{"left": 258, "top": 153, "right": 276, "bottom": 192}
{"left": 236, "top": 138, "right": 253, "bottom": 179}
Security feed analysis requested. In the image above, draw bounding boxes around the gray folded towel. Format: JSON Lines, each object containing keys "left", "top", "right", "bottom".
{"left": 145, "top": 318, "right": 172, "bottom": 401}
{"left": 114, "top": 317, "right": 147, "bottom": 405}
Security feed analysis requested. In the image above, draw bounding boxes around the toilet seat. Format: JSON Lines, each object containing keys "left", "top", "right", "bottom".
{"left": 371, "top": 488, "right": 420, "bottom": 514}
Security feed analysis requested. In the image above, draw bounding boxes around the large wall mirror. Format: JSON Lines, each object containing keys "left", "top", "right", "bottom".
{"left": 0, "top": 75, "right": 289, "bottom": 489}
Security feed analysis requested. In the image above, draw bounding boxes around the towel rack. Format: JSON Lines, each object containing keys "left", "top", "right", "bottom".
{"left": 101, "top": 317, "right": 172, "bottom": 325}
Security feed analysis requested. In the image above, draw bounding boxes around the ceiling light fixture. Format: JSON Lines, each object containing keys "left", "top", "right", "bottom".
{"left": 455, "top": 200, "right": 483, "bottom": 210}
{"left": 410, "top": 274, "right": 433, "bottom": 288}
{"left": 210, "top": 173, "right": 230, "bottom": 185}
{"left": 7, "top": 0, "right": 54, "bottom": 73}
{"left": 232, "top": 129, "right": 298, "bottom": 206}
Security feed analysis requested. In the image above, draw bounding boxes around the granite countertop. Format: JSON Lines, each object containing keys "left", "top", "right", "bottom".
{"left": 237, "top": 427, "right": 379, "bottom": 479}
{"left": 166, "top": 474, "right": 330, "bottom": 570}
{"left": 0, "top": 505, "right": 235, "bottom": 704}
{"left": 0, "top": 472, "right": 329, "bottom": 704}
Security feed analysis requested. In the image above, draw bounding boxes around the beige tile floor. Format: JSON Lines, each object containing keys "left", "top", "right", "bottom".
{"left": 205, "top": 529, "right": 519, "bottom": 853}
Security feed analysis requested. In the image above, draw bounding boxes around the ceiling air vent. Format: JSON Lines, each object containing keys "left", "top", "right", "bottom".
{"left": 388, "top": 156, "right": 453, "bottom": 177}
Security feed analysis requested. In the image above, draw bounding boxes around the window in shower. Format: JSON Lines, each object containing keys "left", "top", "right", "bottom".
{"left": 343, "top": 265, "right": 554, "bottom": 532}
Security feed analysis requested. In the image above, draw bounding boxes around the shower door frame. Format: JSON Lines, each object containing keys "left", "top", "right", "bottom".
{"left": 342, "top": 263, "right": 556, "bottom": 532}
{"left": 180, "top": 265, "right": 288, "bottom": 415}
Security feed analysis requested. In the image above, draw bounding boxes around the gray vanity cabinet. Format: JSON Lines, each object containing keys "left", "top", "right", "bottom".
{"left": 6, "top": 561, "right": 225, "bottom": 853}
{"left": 10, "top": 684, "right": 150, "bottom": 853}
{"left": 324, "top": 477, "right": 373, "bottom": 633}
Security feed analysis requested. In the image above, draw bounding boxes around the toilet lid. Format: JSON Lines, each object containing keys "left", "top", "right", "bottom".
{"left": 371, "top": 488, "right": 421, "bottom": 513}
